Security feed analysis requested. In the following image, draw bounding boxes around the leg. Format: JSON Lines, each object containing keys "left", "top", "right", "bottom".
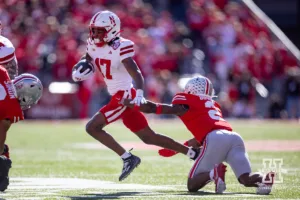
{"left": 187, "top": 172, "right": 211, "bottom": 192}
{"left": 122, "top": 109, "right": 199, "bottom": 157}
{"left": 134, "top": 126, "right": 189, "bottom": 155}
{"left": 87, "top": 89, "right": 142, "bottom": 181}
{"left": 86, "top": 112, "right": 126, "bottom": 156}
{"left": 225, "top": 132, "right": 274, "bottom": 194}
{"left": 239, "top": 172, "right": 263, "bottom": 187}
{"left": 187, "top": 130, "right": 231, "bottom": 193}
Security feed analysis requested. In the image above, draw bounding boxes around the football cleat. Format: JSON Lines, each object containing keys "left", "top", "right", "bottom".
{"left": 213, "top": 163, "right": 227, "bottom": 194}
{"left": 0, "top": 155, "right": 12, "bottom": 192}
{"left": 119, "top": 154, "right": 141, "bottom": 181}
{"left": 0, "top": 176, "right": 9, "bottom": 192}
{"left": 256, "top": 172, "right": 275, "bottom": 195}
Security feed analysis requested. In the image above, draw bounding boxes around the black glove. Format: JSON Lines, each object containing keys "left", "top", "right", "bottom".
{"left": 191, "top": 148, "right": 201, "bottom": 161}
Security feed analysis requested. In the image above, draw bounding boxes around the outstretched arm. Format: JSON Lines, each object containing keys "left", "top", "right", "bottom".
{"left": 158, "top": 137, "right": 201, "bottom": 157}
{"left": 121, "top": 99, "right": 188, "bottom": 116}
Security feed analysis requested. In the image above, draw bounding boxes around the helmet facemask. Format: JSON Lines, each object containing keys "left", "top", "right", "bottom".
{"left": 13, "top": 74, "right": 43, "bottom": 110}
{"left": 89, "top": 11, "right": 121, "bottom": 47}
{"left": 89, "top": 26, "right": 107, "bottom": 47}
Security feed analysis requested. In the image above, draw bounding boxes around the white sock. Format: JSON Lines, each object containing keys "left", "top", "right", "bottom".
{"left": 186, "top": 147, "right": 196, "bottom": 159}
{"left": 121, "top": 151, "right": 131, "bottom": 160}
{"left": 209, "top": 169, "right": 215, "bottom": 180}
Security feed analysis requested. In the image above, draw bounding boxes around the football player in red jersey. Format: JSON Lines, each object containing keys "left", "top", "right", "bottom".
{"left": 122, "top": 76, "right": 274, "bottom": 195}
{"left": 0, "top": 21, "right": 18, "bottom": 80}
{"left": 72, "top": 11, "right": 200, "bottom": 182}
{"left": 0, "top": 67, "right": 43, "bottom": 191}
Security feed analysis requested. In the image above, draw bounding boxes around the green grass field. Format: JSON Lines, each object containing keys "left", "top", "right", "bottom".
{"left": 1, "top": 119, "right": 300, "bottom": 199}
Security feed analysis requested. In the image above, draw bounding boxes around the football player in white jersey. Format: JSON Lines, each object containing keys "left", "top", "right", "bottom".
{"left": 72, "top": 11, "right": 200, "bottom": 181}
{"left": 0, "top": 21, "right": 18, "bottom": 80}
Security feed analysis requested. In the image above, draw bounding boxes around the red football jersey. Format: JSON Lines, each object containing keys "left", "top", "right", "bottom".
{"left": 0, "top": 66, "right": 24, "bottom": 123}
{"left": 172, "top": 93, "right": 232, "bottom": 143}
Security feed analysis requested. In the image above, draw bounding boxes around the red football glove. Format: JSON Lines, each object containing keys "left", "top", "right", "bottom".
{"left": 158, "top": 141, "right": 188, "bottom": 157}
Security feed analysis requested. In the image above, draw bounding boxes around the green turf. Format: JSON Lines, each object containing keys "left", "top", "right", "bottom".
{"left": 2, "top": 119, "right": 300, "bottom": 199}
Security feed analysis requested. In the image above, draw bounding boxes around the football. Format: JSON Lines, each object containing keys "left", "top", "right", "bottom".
{"left": 73, "top": 59, "right": 95, "bottom": 74}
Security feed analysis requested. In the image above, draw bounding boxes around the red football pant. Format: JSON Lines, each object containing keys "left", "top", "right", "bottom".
{"left": 100, "top": 88, "right": 148, "bottom": 132}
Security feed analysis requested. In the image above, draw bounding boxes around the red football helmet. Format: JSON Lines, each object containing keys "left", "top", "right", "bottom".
{"left": 89, "top": 11, "right": 121, "bottom": 47}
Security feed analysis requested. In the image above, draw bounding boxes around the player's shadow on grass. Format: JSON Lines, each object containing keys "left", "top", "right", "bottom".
{"left": 66, "top": 192, "right": 152, "bottom": 199}
{"left": 65, "top": 190, "right": 257, "bottom": 199}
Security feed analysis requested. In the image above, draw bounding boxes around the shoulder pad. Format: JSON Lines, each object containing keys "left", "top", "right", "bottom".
{"left": 0, "top": 36, "right": 15, "bottom": 65}
{"left": 119, "top": 38, "right": 135, "bottom": 59}
{"left": 172, "top": 93, "right": 188, "bottom": 104}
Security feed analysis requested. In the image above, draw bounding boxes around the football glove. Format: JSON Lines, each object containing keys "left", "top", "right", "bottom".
{"left": 130, "top": 89, "right": 146, "bottom": 106}
{"left": 158, "top": 141, "right": 189, "bottom": 157}
{"left": 72, "top": 65, "right": 93, "bottom": 82}
{"left": 1, "top": 144, "right": 9, "bottom": 159}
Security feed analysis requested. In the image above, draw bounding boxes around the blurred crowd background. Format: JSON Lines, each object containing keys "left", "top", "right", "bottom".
{"left": 1, "top": 0, "right": 299, "bottom": 119}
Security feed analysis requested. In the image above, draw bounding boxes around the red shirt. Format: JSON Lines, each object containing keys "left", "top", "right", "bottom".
{"left": 172, "top": 93, "right": 232, "bottom": 143}
{"left": 0, "top": 66, "right": 24, "bottom": 123}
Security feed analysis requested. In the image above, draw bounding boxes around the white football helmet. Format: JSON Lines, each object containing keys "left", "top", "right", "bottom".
{"left": 184, "top": 76, "right": 215, "bottom": 97}
{"left": 13, "top": 73, "right": 43, "bottom": 110}
{"left": 89, "top": 11, "right": 121, "bottom": 46}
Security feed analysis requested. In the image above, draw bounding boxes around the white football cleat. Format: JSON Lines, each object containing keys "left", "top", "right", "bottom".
{"left": 256, "top": 172, "right": 275, "bottom": 195}
{"left": 213, "top": 163, "right": 227, "bottom": 194}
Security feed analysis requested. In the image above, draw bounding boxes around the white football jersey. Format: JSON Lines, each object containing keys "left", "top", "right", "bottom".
{"left": 86, "top": 37, "right": 135, "bottom": 95}
{"left": 0, "top": 35, "right": 15, "bottom": 65}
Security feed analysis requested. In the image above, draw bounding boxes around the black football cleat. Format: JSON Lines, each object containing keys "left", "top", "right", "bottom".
{"left": 119, "top": 154, "right": 141, "bottom": 181}
{"left": 0, "top": 176, "right": 9, "bottom": 192}
{"left": 0, "top": 155, "right": 11, "bottom": 192}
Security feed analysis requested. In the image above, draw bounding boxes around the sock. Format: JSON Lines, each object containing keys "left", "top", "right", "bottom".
{"left": 209, "top": 169, "right": 214, "bottom": 180}
{"left": 186, "top": 147, "right": 196, "bottom": 159}
{"left": 121, "top": 151, "right": 131, "bottom": 160}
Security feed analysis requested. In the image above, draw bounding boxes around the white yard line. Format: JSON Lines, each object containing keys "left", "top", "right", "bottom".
{"left": 2, "top": 177, "right": 296, "bottom": 199}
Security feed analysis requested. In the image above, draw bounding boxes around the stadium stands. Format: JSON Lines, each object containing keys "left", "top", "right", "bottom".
{"left": 0, "top": 0, "right": 299, "bottom": 119}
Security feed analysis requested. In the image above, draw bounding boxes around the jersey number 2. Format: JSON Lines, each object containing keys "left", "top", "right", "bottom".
{"left": 95, "top": 58, "right": 112, "bottom": 79}
{"left": 205, "top": 101, "right": 225, "bottom": 121}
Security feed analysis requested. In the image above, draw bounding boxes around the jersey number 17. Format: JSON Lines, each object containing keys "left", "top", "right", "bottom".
{"left": 95, "top": 58, "right": 112, "bottom": 79}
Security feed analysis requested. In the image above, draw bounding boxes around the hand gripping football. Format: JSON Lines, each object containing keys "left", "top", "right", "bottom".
{"left": 72, "top": 59, "right": 95, "bottom": 82}
{"left": 73, "top": 59, "right": 95, "bottom": 74}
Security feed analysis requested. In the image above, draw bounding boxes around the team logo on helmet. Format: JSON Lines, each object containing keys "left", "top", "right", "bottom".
{"left": 89, "top": 11, "right": 121, "bottom": 46}
{"left": 109, "top": 16, "right": 116, "bottom": 26}
{"left": 184, "top": 76, "right": 215, "bottom": 97}
{"left": 13, "top": 73, "right": 43, "bottom": 110}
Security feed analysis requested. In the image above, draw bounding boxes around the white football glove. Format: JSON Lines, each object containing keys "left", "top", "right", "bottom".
{"left": 72, "top": 66, "right": 94, "bottom": 82}
{"left": 130, "top": 89, "right": 146, "bottom": 106}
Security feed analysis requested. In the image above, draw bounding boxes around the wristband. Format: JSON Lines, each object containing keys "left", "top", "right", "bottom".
{"left": 156, "top": 104, "right": 162, "bottom": 114}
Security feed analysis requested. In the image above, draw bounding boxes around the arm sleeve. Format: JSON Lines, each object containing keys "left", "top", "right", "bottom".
{"left": 4, "top": 102, "right": 24, "bottom": 123}
{"left": 120, "top": 40, "right": 135, "bottom": 61}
